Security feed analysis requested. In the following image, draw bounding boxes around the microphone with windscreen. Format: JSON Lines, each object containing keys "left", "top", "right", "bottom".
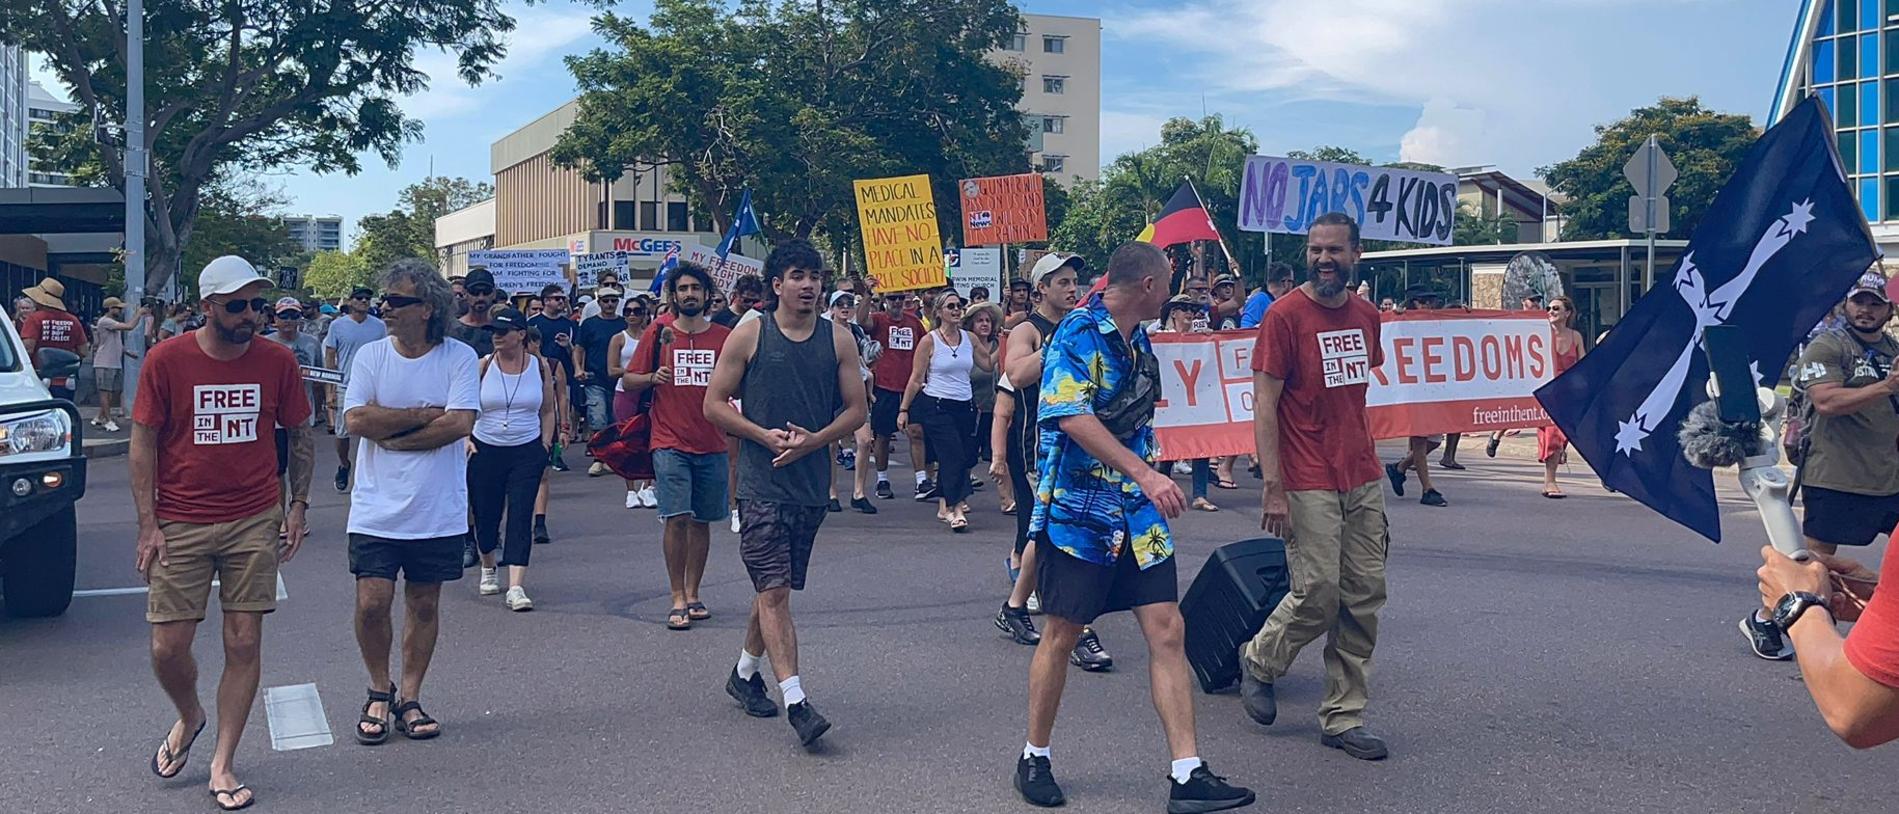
{"left": 1677, "top": 325, "right": 1808, "bottom": 560}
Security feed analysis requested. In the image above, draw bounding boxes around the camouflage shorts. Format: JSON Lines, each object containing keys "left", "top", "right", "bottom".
{"left": 737, "top": 500, "right": 829, "bottom": 592}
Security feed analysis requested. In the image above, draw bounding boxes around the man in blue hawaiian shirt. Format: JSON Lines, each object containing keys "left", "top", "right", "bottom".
{"left": 1012, "top": 242, "right": 1256, "bottom": 814}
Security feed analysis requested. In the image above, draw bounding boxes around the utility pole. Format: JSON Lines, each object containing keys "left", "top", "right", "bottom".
{"left": 122, "top": 0, "right": 147, "bottom": 408}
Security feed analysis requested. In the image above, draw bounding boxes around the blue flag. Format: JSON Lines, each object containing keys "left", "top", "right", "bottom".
{"left": 1535, "top": 96, "right": 1878, "bottom": 542}
{"left": 650, "top": 245, "right": 679, "bottom": 295}
{"left": 717, "top": 189, "right": 762, "bottom": 260}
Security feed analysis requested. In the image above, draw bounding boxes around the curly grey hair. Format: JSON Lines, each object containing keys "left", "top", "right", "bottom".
{"left": 379, "top": 258, "right": 455, "bottom": 345}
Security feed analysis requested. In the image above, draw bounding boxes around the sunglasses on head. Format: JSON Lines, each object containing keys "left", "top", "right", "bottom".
{"left": 380, "top": 294, "right": 425, "bottom": 309}
{"left": 214, "top": 297, "right": 272, "bottom": 315}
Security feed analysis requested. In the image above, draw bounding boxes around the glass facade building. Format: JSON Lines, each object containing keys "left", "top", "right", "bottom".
{"left": 1779, "top": 1, "right": 1899, "bottom": 236}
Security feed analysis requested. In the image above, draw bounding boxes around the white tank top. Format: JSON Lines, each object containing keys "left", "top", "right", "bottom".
{"left": 473, "top": 354, "right": 543, "bottom": 446}
{"left": 614, "top": 331, "right": 640, "bottom": 393}
{"left": 922, "top": 328, "right": 974, "bottom": 402}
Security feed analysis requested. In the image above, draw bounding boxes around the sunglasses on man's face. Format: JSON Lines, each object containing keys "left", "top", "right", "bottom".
{"left": 380, "top": 294, "right": 425, "bottom": 310}
{"left": 214, "top": 297, "right": 272, "bottom": 315}
{"left": 350, "top": 294, "right": 370, "bottom": 301}
{"left": 467, "top": 285, "right": 495, "bottom": 297}
{"left": 277, "top": 311, "right": 304, "bottom": 321}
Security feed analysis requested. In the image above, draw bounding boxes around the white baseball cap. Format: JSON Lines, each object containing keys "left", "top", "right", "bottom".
{"left": 198, "top": 255, "right": 269, "bottom": 300}
{"left": 1028, "top": 252, "right": 1082, "bottom": 286}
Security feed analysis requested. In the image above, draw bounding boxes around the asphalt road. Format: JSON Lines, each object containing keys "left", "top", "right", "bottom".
{"left": 2, "top": 437, "right": 1890, "bottom": 814}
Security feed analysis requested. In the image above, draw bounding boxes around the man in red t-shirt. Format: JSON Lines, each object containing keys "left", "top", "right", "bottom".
{"left": 1238, "top": 213, "right": 1394, "bottom": 761}
{"left": 131, "top": 255, "right": 313, "bottom": 811}
{"left": 1756, "top": 522, "right": 1899, "bottom": 748}
{"left": 855, "top": 277, "right": 931, "bottom": 500}
{"left": 626, "top": 263, "right": 734, "bottom": 633}
{"left": 19, "top": 278, "right": 91, "bottom": 401}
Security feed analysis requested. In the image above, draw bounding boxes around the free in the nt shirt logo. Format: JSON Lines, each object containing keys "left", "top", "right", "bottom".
{"left": 887, "top": 326, "right": 915, "bottom": 351}
{"left": 672, "top": 347, "right": 717, "bottom": 387}
{"left": 192, "top": 384, "right": 262, "bottom": 444}
{"left": 1317, "top": 329, "right": 1370, "bottom": 388}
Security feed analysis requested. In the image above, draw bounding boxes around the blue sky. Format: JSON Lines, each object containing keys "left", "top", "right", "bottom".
{"left": 32, "top": 0, "right": 1800, "bottom": 243}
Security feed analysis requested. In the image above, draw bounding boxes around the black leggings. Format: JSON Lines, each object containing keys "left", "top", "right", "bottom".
{"left": 916, "top": 394, "right": 975, "bottom": 505}
{"left": 467, "top": 438, "right": 547, "bottom": 567}
{"left": 1007, "top": 405, "right": 1033, "bottom": 555}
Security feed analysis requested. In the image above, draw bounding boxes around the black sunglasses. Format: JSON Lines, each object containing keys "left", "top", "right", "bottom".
{"left": 379, "top": 294, "right": 425, "bottom": 309}
{"left": 214, "top": 297, "right": 272, "bottom": 315}
{"left": 350, "top": 293, "right": 371, "bottom": 301}
{"left": 466, "top": 284, "right": 495, "bottom": 297}
{"left": 277, "top": 310, "right": 304, "bottom": 320}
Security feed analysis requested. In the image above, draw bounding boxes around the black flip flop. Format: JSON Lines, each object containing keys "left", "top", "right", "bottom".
{"left": 356, "top": 684, "right": 395, "bottom": 745}
{"left": 1485, "top": 437, "right": 1501, "bottom": 458}
{"left": 1542, "top": 490, "right": 1567, "bottom": 499}
{"left": 210, "top": 785, "right": 255, "bottom": 811}
{"left": 392, "top": 699, "right": 441, "bottom": 740}
{"left": 667, "top": 608, "right": 692, "bottom": 630}
{"left": 1214, "top": 479, "right": 1239, "bottom": 490}
{"left": 1439, "top": 460, "right": 1467, "bottom": 470}
{"left": 686, "top": 602, "right": 711, "bottom": 621}
{"left": 150, "top": 718, "right": 206, "bottom": 778}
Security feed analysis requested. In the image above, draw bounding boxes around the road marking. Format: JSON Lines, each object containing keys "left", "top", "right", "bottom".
{"left": 264, "top": 683, "right": 332, "bottom": 751}
{"left": 73, "top": 574, "right": 288, "bottom": 600}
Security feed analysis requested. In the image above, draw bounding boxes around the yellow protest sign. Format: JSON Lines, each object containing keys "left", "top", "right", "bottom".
{"left": 854, "top": 174, "right": 946, "bottom": 292}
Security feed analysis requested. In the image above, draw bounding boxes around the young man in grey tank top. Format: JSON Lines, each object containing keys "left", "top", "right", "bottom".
{"left": 704, "top": 240, "right": 868, "bottom": 747}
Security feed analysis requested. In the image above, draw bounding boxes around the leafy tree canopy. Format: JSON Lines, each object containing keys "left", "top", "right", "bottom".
{"left": 1540, "top": 96, "right": 1757, "bottom": 241}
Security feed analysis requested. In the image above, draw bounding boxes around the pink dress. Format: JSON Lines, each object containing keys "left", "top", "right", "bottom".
{"left": 1537, "top": 337, "right": 1582, "bottom": 464}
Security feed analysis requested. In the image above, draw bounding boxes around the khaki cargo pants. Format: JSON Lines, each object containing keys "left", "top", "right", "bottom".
{"left": 1239, "top": 479, "right": 1388, "bottom": 735}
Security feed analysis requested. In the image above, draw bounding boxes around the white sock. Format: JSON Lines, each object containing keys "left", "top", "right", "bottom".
{"left": 1755, "top": 609, "right": 1773, "bottom": 624}
{"left": 779, "top": 675, "right": 805, "bottom": 706}
{"left": 736, "top": 650, "right": 762, "bottom": 680}
{"left": 915, "top": 470, "right": 928, "bottom": 485}
{"left": 877, "top": 471, "right": 889, "bottom": 484}
{"left": 1170, "top": 757, "right": 1204, "bottom": 784}
{"left": 1023, "top": 742, "right": 1051, "bottom": 760}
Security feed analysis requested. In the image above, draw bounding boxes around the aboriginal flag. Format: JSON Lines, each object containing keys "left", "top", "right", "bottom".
{"left": 1136, "top": 182, "right": 1221, "bottom": 248}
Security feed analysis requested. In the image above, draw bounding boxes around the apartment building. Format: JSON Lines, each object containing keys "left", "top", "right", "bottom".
{"left": 1005, "top": 14, "right": 1101, "bottom": 183}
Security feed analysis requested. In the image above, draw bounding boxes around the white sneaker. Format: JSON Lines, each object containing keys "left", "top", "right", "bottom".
{"left": 588, "top": 461, "right": 610, "bottom": 477}
{"left": 504, "top": 586, "right": 533, "bottom": 611}
{"left": 640, "top": 486, "right": 659, "bottom": 508}
{"left": 730, "top": 512, "right": 742, "bottom": 534}
{"left": 626, "top": 490, "right": 639, "bottom": 510}
{"left": 103, "top": 419, "right": 121, "bottom": 433}
{"left": 479, "top": 568, "right": 500, "bottom": 596}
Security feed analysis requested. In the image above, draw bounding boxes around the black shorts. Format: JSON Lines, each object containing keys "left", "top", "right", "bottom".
{"left": 1802, "top": 486, "right": 1899, "bottom": 547}
{"left": 871, "top": 388, "right": 904, "bottom": 436}
{"left": 738, "top": 501, "right": 828, "bottom": 592}
{"left": 1034, "top": 531, "right": 1178, "bottom": 625}
{"left": 349, "top": 533, "right": 465, "bottom": 583}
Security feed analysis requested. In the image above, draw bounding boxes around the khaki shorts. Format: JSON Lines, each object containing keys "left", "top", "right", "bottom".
{"left": 147, "top": 507, "right": 282, "bottom": 623}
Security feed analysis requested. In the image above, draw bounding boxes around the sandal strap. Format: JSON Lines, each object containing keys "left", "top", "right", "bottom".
{"left": 392, "top": 700, "right": 422, "bottom": 715}
{"left": 366, "top": 684, "right": 396, "bottom": 702}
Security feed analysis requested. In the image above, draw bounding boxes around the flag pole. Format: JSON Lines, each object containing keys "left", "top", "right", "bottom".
{"left": 1184, "top": 176, "right": 1238, "bottom": 278}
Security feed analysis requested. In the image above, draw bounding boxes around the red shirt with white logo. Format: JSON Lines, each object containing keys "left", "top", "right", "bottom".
{"left": 20, "top": 309, "right": 89, "bottom": 386}
{"left": 132, "top": 333, "right": 312, "bottom": 523}
{"left": 1843, "top": 520, "right": 1899, "bottom": 688}
{"left": 1252, "top": 287, "right": 1385, "bottom": 493}
{"left": 870, "top": 312, "right": 925, "bottom": 393}
{"left": 631, "top": 320, "right": 732, "bottom": 455}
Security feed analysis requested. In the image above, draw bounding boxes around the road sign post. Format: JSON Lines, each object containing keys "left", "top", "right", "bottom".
{"left": 1625, "top": 134, "right": 1677, "bottom": 292}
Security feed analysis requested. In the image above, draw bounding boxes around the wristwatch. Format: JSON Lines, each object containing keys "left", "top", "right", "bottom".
{"left": 1771, "top": 591, "right": 1831, "bottom": 630}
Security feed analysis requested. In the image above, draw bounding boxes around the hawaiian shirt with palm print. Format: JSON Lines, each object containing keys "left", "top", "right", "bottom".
{"left": 1028, "top": 297, "right": 1171, "bottom": 569}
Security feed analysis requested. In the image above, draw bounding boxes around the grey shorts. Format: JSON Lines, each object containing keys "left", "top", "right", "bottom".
{"left": 654, "top": 449, "right": 730, "bottom": 523}
{"left": 738, "top": 500, "right": 828, "bottom": 592}
{"left": 93, "top": 366, "right": 122, "bottom": 392}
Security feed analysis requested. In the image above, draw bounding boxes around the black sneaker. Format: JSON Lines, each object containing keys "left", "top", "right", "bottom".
{"left": 1740, "top": 612, "right": 1793, "bottom": 660}
{"left": 1014, "top": 754, "right": 1065, "bottom": 808}
{"left": 533, "top": 517, "right": 551, "bottom": 545}
{"left": 1070, "top": 627, "right": 1113, "bottom": 672}
{"left": 1167, "top": 763, "right": 1255, "bottom": 813}
{"left": 461, "top": 537, "right": 478, "bottom": 569}
{"left": 1384, "top": 462, "right": 1406, "bottom": 497}
{"left": 725, "top": 670, "right": 780, "bottom": 718}
{"left": 1320, "top": 726, "right": 1390, "bottom": 760}
{"left": 787, "top": 701, "right": 831, "bottom": 746}
{"left": 827, "top": 498, "right": 843, "bottom": 513}
{"left": 550, "top": 454, "right": 570, "bottom": 473}
{"left": 914, "top": 479, "right": 938, "bottom": 501}
{"left": 1419, "top": 489, "right": 1447, "bottom": 507}
{"left": 995, "top": 604, "right": 1041, "bottom": 645}
{"left": 333, "top": 465, "right": 350, "bottom": 493}
{"left": 970, "top": 477, "right": 985, "bottom": 492}
{"left": 851, "top": 496, "right": 879, "bottom": 514}
{"left": 875, "top": 481, "right": 894, "bottom": 500}
{"left": 1238, "top": 669, "right": 1276, "bottom": 725}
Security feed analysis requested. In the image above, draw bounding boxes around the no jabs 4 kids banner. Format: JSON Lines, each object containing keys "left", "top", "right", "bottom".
{"left": 1149, "top": 311, "right": 1558, "bottom": 460}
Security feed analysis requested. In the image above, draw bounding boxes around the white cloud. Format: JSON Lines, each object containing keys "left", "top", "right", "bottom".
{"left": 1398, "top": 97, "right": 1487, "bottom": 167}
{"left": 403, "top": 4, "right": 597, "bottom": 121}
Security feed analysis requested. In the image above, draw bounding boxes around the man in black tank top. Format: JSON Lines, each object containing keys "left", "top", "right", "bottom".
{"left": 704, "top": 240, "right": 867, "bottom": 748}
{"left": 993, "top": 253, "right": 1120, "bottom": 673}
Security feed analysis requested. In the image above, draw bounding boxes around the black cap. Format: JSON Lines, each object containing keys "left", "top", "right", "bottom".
{"left": 485, "top": 306, "right": 528, "bottom": 332}
{"left": 350, "top": 286, "right": 374, "bottom": 299}
{"left": 465, "top": 267, "right": 497, "bottom": 290}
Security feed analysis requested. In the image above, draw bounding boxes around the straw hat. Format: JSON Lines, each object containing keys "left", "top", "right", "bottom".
{"left": 25, "top": 279, "right": 66, "bottom": 310}
{"left": 102, "top": 296, "right": 125, "bottom": 310}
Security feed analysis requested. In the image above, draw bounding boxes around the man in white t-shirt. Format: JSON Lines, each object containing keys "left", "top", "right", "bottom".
{"left": 341, "top": 260, "right": 480, "bottom": 744}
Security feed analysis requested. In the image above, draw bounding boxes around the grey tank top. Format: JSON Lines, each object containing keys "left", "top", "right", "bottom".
{"left": 738, "top": 311, "right": 840, "bottom": 506}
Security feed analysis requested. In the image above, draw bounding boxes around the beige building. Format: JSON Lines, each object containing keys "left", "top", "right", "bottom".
{"left": 1006, "top": 14, "right": 1100, "bottom": 183}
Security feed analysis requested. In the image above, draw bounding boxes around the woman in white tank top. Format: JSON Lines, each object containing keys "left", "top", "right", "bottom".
{"left": 606, "top": 298, "right": 656, "bottom": 508}
{"left": 897, "top": 291, "right": 994, "bottom": 532}
{"left": 467, "top": 308, "right": 555, "bottom": 611}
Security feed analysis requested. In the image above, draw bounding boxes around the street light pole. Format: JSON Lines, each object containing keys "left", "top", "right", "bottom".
{"left": 122, "top": 0, "right": 147, "bottom": 408}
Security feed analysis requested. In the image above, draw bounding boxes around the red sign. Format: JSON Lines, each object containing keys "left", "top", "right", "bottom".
{"left": 959, "top": 173, "right": 1048, "bottom": 246}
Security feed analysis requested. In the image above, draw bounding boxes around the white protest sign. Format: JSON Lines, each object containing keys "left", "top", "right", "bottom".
{"left": 1238, "top": 156, "right": 1458, "bottom": 245}
{"left": 468, "top": 249, "right": 571, "bottom": 295}
{"left": 682, "top": 242, "right": 765, "bottom": 295}
{"left": 945, "top": 247, "right": 1003, "bottom": 301}
{"left": 574, "top": 251, "right": 630, "bottom": 289}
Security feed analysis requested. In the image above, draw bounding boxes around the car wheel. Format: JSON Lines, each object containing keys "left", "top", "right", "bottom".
{"left": 2, "top": 506, "right": 77, "bottom": 618}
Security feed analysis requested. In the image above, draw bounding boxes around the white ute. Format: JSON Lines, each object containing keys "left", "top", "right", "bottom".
{"left": 0, "top": 309, "right": 87, "bottom": 617}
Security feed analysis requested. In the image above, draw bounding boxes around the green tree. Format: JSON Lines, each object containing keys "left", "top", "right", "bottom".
{"left": 177, "top": 180, "right": 300, "bottom": 294}
{"left": 1540, "top": 96, "right": 1757, "bottom": 241}
{"left": 355, "top": 176, "right": 493, "bottom": 272}
{"left": 554, "top": 0, "right": 1030, "bottom": 247}
{"left": 303, "top": 250, "right": 374, "bottom": 299}
{"left": 1, "top": 0, "right": 521, "bottom": 292}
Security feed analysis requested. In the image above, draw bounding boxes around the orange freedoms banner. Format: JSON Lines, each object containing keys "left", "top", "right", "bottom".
{"left": 1149, "top": 310, "right": 1556, "bottom": 460}
{"left": 959, "top": 173, "right": 1048, "bottom": 246}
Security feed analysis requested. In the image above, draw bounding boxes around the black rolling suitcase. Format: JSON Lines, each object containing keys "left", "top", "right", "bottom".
{"left": 1181, "top": 538, "right": 1290, "bottom": 694}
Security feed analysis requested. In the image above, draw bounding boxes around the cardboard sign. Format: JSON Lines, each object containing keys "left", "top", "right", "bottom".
{"left": 467, "top": 249, "right": 571, "bottom": 295}
{"left": 1147, "top": 311, "right": 1553, "bottom": 459}
{"left": 946, "top": 247, "right": 1003, "bottom": 301}
{"left": 681, "top": 242, "right": 765, "bottom": 295}
{"left": 575, "top": 251, "right": 630, "bottom": 289}
{"left": 854, "top": 174, "right": 946, "bottom": 292}
{"left": 299, "top": 366, "right": 345, "bottom": 386}
{"left": 959, "top": 173, "right": 1048, "bottom": 245}
{"left": 1237, "top": 156, "right": 1459, "bottom": 245}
